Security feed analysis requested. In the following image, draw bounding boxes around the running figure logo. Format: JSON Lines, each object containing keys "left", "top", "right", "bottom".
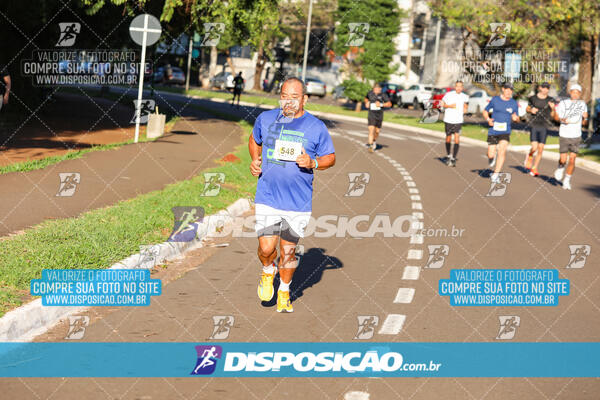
{"left": 345, "top": 172, "right": 371, "bottom": 197}
{"left": 201, "top": 173, "right": 225, "bottom": 196}
{"left": 130, "top": 99, "right": 155, "bottom": 124}
{"left": 64, "top": 315, "right": 89, "bottom": 340}
{"left": 191, "top": 345, "right": 222, "bottom": 375}
{"left": 56, "top": 172, "right": 81, "bottom": 197}
{"left": 56, "top": 23, "right": 81, "bottom": 47}
{"left": 138, "top": 244, "right": 160, "bottom": 267}
{"left": 168, "top": 206, "right": 205, "bottom": 242}
{"left": 200, "top": 23, "right": 225, "bottom": 46}
{"left": 346, "top": 23, "right": 369, "bottom": 46}
{"left": 209, "top": 316, "right": 234, "bottom": 340}
{"left": 354, "top": 315, "right": 379, "bottom": 340}
{"left": 425, "top": 245, "right": 449, "bottom": 269}
{"left": 486, "top": 172, "right": 511, "bottom": 197}
{"left": 496, "top": 315, "right": 520, "bottom": 340}
{"left": 486, "top": 23, "right": 511, "bottom": 47}
{"left": 565, "top": 245, "right": 591, "bottom": 269}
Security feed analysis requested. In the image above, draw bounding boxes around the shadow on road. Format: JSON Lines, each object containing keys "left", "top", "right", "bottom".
{"left": 261, "top": 247, "right": 343, "bottom": 307}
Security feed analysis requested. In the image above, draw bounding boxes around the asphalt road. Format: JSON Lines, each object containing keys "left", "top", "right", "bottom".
{"left": 4, "top": 94, "right": 600, "bottom": 399}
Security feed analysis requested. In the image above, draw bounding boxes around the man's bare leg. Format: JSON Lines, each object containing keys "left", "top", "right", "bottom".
{"left": 494, "top": 140, "right": 508, "bottom": 174}
{"left": 258, "top": 235, "right": 278, "bottom": 266}
{"left": 257, "top": 235, "right": 279, "bottom": 302}
{"left": 532, "top": 143, "right": 544, "bottom": 171}
{"left": 276, "top": 238, "right": 298, "bottom": 312}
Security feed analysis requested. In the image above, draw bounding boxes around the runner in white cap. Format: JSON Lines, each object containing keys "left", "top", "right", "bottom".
{"left": 553, "top": 83, "right": 588, "bottom": 190}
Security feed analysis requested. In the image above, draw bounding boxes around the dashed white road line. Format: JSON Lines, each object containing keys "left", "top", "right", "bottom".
{"left": 344, "top": 391, "right": 371, "bottom": 400}
{"left": 335, "top": 130, "right": 425, "bottom": 337}
{"left": 402, "top": 266, "right": 421, "bottom": 280}
{"left": 394, "top": 288, "right": 416, "bottom": 304}
{"left": 378, "top": 314, "right": 406, "bottom": 334}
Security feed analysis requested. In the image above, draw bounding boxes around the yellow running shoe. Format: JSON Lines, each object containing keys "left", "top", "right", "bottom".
{"left": 276, "top": 290, "right": 293, "bottom": 313}
{"left": 257, "top": 271, "right": 275, "bottom": 301}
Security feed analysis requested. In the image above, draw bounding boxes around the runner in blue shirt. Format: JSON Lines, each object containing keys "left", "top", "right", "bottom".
{"left": 482, "top": 82, "right": 520, "bottom": 182}
{"left": 249, "top": 77, "right": 336, "bottom": 313}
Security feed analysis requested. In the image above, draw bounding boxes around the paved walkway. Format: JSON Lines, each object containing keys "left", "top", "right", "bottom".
{"left": 0, "top": 95, "right": 242, "bottom": 236}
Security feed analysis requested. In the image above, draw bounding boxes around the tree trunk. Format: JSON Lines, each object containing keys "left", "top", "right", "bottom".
{"left": 578, "top": 38, "right": 593, "bottom": 103}
{"left": 355, "top": 101, "right": 362, "bottom": 112}
{"left": 226, "top": 49, "right": 236, "bottom": 75}
{"left": 208, "top": 45, "right": 218, "bottom": 88}
{"left": 254, "top": 41, "right": 265, "bottom": 91}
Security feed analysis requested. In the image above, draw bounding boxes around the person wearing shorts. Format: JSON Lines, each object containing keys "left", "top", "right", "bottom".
{"left": 524, "top": 82, "right": 556, "bottom": 176}
{"left": 231, "top": 72, "right": 244, "bottom": 108}
{"left": 441, "top": 80, "right": 469, "bottom": 167}
{"left": 482, "top": 82, "right": 520, "bottom": 182}
{"left": 553, "top": 83, "right": 588, "bottom": 190}
{"left": 249, "top": 77, "right": 336, "bottom": 312}
{"left": 364, "top": 84, "right": 392, "bottom": 153}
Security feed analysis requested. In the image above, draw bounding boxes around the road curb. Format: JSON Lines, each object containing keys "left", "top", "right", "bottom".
{"left": 0, "top": 198, "right": 252, "bottom": 342}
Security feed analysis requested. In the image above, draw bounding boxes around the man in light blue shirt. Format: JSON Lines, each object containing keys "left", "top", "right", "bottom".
{"left": 482, "top": 82, "right": 520, "bottom": 182}
{"left": 249, "top": 77, "right": 336, "bottom": 312}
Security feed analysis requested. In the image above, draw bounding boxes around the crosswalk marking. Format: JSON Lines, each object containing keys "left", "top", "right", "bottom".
{"left": 402, "top": 266, "right": 421, "bottom": 280}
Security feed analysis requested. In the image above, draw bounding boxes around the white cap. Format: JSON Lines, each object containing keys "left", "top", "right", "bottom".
{"left": 569, "top": 83, "right": 582, "bottom": 92}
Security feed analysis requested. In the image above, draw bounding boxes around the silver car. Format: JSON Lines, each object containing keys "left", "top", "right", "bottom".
{"left": 305, "top": 78, "right": 326, "bottom": 97}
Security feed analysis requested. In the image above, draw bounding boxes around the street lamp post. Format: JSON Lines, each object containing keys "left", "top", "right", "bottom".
{"left": 301, "top": 0, "right": 314, "bottom": 82}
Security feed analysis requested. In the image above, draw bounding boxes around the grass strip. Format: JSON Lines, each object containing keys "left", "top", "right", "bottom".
{"left": 0, "top": 111, "right": 254, "bottom": 316}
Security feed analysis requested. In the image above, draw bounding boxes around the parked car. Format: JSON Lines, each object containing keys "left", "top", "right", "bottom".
{"left": 306, "top": 78, "right": 326, "bottom": 97}
{"left": 153, "top": 65, "right": 185, "bottom": 85}
{"left": 429, "top": 87, "right": 453, "bottom": 110}
{"left": 467, "top": 89, "right": 492, "bottom": 115}
{"left": 209, "top": 71, "right": 235, "bottom": 91}
{"left": 379, "top": 82, "right": 404, "bottom": 107}
{"left": 399, "top": 84, "right": 433, "bottom": 109}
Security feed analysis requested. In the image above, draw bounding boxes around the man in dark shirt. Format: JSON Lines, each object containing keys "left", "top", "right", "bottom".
{"left": 364, "top": 83, "right": 392, "bottom": 153}
{"left": 231, "top": 72, "right": 244, "bottom": 107}
{"left": 524, "top": 82, "right": 555, "bottom": 176}
{"left": 0, "top": 66, "right": 11, "bottom": 112}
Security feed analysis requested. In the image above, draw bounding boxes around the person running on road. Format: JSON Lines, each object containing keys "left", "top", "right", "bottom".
{"left": 249, "top": 77, "right": 336, "bottom": 312}
{"left": 364, "top": 83, "right": 392, "bottom": 153}
{"left": 441, "top": 80, "right": 469, "bottom": 167}
{"left": 482, "top": 82, "right": 520, "bottom": 182}
{"left": 231, "top": 72, "right": 244, "bottom": 107}
{"left": 524, "top": 82, "right": 556, "bottom": 176}
{"left": 553, "top": 83, "right": 588, "bottom": 190}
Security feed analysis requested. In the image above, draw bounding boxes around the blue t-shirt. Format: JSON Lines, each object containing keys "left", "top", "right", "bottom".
{"left": 484, "top": 96, "right": 519, "bottom": 135}
{"left": 252, "top": 109, "right": 335, "bottom": 212}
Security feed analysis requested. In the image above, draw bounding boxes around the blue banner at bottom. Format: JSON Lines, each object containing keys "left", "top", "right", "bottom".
{"left": 0, "top": 342, "right": 598, "bottom": 377}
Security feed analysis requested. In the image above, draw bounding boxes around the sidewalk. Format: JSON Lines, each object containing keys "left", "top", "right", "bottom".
{"left": 0, "top": 96, "right": 243, "bottom": 237}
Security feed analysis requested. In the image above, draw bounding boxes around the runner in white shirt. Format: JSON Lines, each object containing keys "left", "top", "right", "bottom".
{"left": 553, "top": 83, "right": 588, "bottom": 190}
{"left": 441, "top": 81, "right": 469, "bottom": 167}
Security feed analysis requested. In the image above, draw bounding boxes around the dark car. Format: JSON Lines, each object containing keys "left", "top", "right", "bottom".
{"left": 379, "top": 82, "right": 404, "bottom": 107}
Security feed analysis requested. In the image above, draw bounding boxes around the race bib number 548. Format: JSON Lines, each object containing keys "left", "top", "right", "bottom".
{"left": 275, "top": 140, "right": 302, "bottom": 161}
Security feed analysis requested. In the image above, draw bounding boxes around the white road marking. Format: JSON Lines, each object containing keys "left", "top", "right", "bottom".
{"left": 412, "top": 212, "right": 424, "bottom": 219}
{"left": 378, "top": 314, "right": 406, "bottom": 334}
{"left": 407, "top": 249, "right": 423, "bottom": 259}
{"left": 411, "top": 221, "right": 424, "bottom": 230}
{"left": 410, "top": 235, "right": 424, "bottom": 244}
{"left": 394, "top": 288, "right": 416, "bottom": 303}
{"left": 404, "top": 176, "right": 413, "bottom": 181}
{"left": 402, "top": 266, "right": 421, "bottom": 280}
{"left": 412, "top": 201, "right": 422, "bottom": 209}
{"left": 409, "top": 188, "right": 419, "bottom": 194}
{"left": 406, "top": 181, "right": 416, "bottom": 187}
{"left": 344, "top": 392, "right": 370, "bottom": 400}
{"left": 410, "top": 195, "right": 421, "bottom": 201}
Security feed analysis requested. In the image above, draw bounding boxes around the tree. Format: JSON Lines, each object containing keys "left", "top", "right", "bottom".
{"left": 227, "top": 0, "right": 282, "bottom": 90}
{"left": 429, "top": 0, "right": 600, "bottom": 101}
{"left": 333, "top": 0, "right": 403, "bottom": 84}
